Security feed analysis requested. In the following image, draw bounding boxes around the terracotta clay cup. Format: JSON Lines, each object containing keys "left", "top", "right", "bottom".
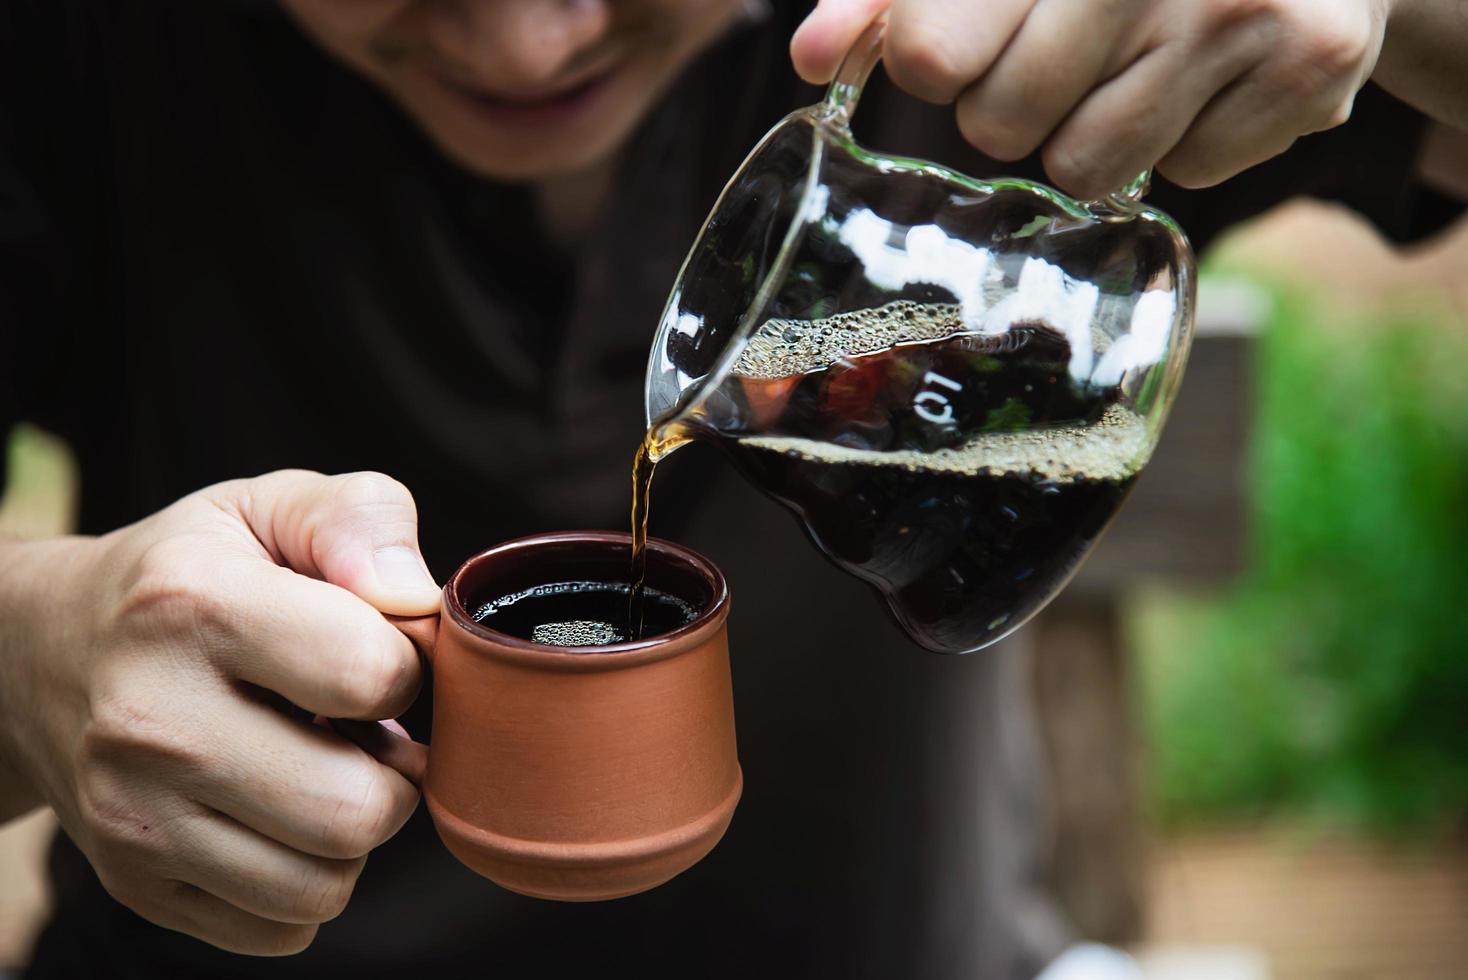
{"left": 332, "top": 531, "right": 741, "bottom": 902}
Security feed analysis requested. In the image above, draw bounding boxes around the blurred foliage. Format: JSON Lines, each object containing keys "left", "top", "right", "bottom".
{"left": 1141, "top": 283, "right": 1468, "bottom": 833}
{"left": 0, "top": 424, "right": 75, "bottom": 537}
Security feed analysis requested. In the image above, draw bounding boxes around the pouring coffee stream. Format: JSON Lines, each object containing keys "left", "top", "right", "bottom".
{"left": 628, "top": 421, "right": 693, "bottom": 638}
{"left": 628, "top": 21, "right": 1195, "bottom": 652}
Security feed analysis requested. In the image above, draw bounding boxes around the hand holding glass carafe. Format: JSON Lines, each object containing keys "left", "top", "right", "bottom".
{"left": 634, "top": 18, "right": 1196, "bottom": 654}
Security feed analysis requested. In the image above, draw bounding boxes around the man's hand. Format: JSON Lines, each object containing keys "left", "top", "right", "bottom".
{"left": 0, "top": 470, "right": 440, "bottom": 955}
{"left": 792, "top": 0, "right": 1393, "bottom": 199}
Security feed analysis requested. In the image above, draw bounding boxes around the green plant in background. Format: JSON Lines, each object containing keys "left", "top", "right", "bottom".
{"left": 1142, "top": 282, "right": 1468, "bottom": 833}
{"left": 0, "top": 424, "right": 75, "bottom": 537}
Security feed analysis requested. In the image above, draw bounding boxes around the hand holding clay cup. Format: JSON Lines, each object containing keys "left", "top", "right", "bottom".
{"left": 0, "top": 471, "right": 738, "bottom": 962}
{"left": 0, "top": 471, "right": 437, "bottom": 955}
{"left": 333, "top": 530, "right": 741, "bottom": 902}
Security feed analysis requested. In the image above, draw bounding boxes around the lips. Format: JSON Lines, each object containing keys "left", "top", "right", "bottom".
{"left": 427, "top": 65, "right": 619, "bottom": 130}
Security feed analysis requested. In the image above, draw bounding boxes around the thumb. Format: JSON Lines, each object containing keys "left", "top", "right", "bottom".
{"left": 228, "top": 469, "right": 442, "bottom": 617}
{"left": 790, "top": 0, "right": 890, "bottom": 85}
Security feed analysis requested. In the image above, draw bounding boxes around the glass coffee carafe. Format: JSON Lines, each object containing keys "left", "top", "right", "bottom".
{"left": 643, "top": 22, "right": 1196, "bottom": 655}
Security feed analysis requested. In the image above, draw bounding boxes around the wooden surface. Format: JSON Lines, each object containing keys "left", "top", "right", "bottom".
{"left": 1032, "top": 316, "right": 1259, "bottom": 945}
{"left": 1144, "top": 829, "right": 1468, "bottom": 980}
{"left": 1031, "top": 600, "right": 1146, "bottom": 945}
{"left": 1068, "top": 333, "right": 1254, "bottom": 593}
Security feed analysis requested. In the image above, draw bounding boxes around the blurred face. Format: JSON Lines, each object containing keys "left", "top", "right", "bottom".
{"left": 281, "top": 0, "right": 746, "bottom": 181}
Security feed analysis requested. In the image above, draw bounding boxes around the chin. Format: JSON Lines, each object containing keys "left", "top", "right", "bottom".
{"left": 428, "top": 127, "right": 630, "bottom": 183}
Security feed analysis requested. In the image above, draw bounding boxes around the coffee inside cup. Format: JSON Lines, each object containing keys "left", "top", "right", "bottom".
{"left": 453, "top": 535, "right": 719, "bottom": 651}
{"left": 472, "top": 581, "right": 698, "bottom": 647}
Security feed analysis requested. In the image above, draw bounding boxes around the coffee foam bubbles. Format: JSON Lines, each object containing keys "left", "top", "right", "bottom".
{"left": 531, "top": 620, "right": 625, "bottom": 646}
{"left": 728, "top": 299, "right": 1150, "bottom": 482}
{"left": 741, "top": 405, "right": 1147, "bottom": 483}
{"left": 732, "top": 300, "right": 966, "bottom": 379}
{"left": 731, "top": 297, "right": 1139, "bottom": 384}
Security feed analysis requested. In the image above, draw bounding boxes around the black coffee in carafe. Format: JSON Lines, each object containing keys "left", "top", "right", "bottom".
{"left": 653, "top": 300, "right": 1146, "bottom": 654}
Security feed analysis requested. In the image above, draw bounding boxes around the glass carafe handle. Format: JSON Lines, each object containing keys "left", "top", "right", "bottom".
{"left": 817, "top": 19, "right": 1152, "bottom": 219}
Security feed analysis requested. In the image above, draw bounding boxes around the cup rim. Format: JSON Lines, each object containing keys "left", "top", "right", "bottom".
{"left": 442, "top": 530, "right": 730, "bottom": 671}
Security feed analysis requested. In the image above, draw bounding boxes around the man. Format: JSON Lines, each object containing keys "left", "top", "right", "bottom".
{"left": 0, "top": 1, "right": 1461, "bottom": 977}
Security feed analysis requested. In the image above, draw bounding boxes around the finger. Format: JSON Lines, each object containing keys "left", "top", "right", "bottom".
{"left": 134, "top": 880, "right": 321, "bottom": 956}
{"left": 218, "top": 559, "right": 423, "bottom": 719}
{"left": 184, "top": 691, "right": 419, "bottom": 860}
{"left": 791, "top": 0, "right": 892, "bottom": 85}
{"left": 884, "top": 0, "right": 1034, "bottom": 105}
{"left": 1158, "top": 58, "right": 1364, "bottom": 189}
{"left": 225, "top": 470, "right": 441, "bottom": 617}
{"left": 161, "top": 807, "right": 367, "bottom": 926}
{"left": 324, "top": 716, "right": 428, "bottom": 787}
{"left": 1039, "top": 33, "right": 1261, "bottom": 201}
{"left": 954, "top": 0, "right": 1138, "bottom": 161}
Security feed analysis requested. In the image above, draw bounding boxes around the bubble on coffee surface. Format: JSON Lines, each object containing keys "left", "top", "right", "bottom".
{"left": 740, "top": 405, "right": 1147, "bottom": 484}
{"left": 531, "top": 620, "right": 624, "bottom": 646}
{"left": 733, "top": 300, "right": 967, "bottom": 378}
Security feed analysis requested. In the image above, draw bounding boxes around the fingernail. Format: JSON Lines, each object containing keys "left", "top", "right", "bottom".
{"left": 381, "top": 718, "right": 410, "bottom": 740}
{"left": 373, "top": 546, "right": 438, "bottom": 597}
